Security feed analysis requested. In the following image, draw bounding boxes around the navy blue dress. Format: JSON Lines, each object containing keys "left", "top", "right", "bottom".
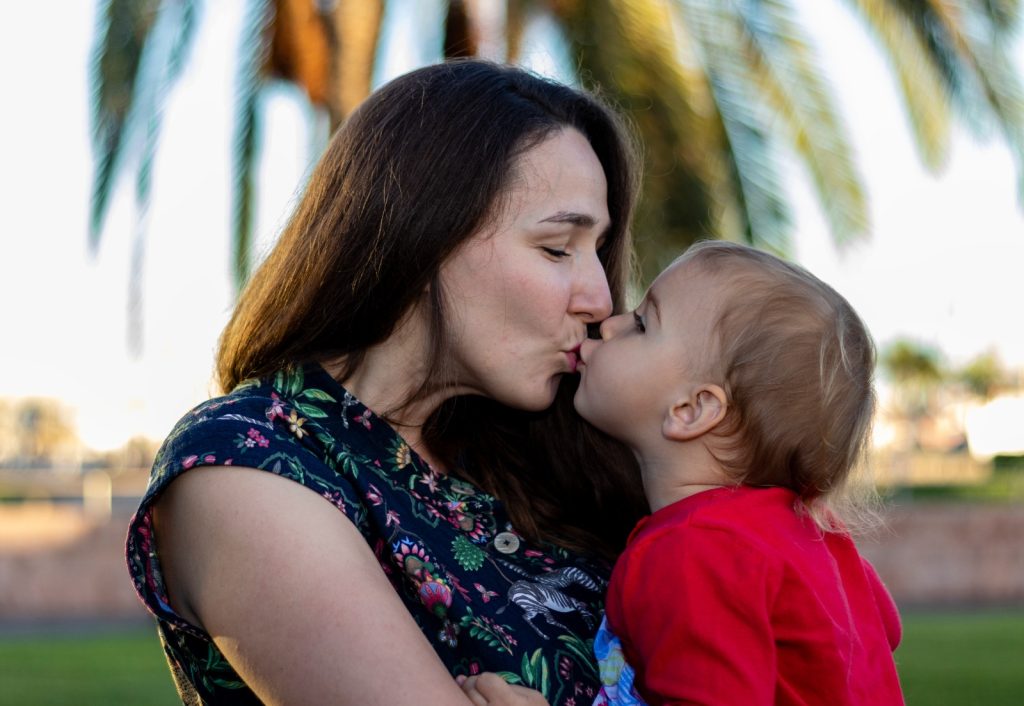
{"left": 127, "top": 362, "right": 608, "bottom": 704}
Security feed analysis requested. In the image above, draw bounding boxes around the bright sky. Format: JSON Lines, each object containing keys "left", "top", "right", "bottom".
{"left": 1, "top": 1, "right": 1022, "bottom": 451}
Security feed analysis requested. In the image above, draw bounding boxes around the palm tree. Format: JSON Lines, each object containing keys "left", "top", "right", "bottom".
{"left": 879, "top": 338, "right": 946, "bottom": 449}
{"left": 89, "top": 0, "right": 1024, "bottom": 302}
{"left": 957, "top": 350, "right": 1009, "bottom": 400}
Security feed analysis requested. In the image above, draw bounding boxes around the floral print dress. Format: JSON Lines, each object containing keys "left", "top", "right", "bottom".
{"left": 126, "top": 363, "right": 608, "bottom": 705}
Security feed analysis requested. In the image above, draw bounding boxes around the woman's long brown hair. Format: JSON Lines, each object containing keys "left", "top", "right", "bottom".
{"left": 217, "top": 60, "right": 647, "bottom": 560}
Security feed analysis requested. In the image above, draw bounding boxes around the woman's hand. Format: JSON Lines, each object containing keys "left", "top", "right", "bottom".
{"left": 457, "top": 673, "right": 551, "bottom": 706}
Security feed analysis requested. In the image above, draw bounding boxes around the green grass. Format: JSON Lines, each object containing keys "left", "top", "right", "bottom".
{"left": 897, "top": 610, "right": 1024, "bottom": 705}
{"left": 1, "top": 612, "right": 1022, "bottom": 704}
{"left": 0, "top": 627, "right": 179, "bottom": 706}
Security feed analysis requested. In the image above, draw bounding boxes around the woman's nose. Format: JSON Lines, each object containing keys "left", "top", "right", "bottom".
{"left": 571, "top": 253, "right": 613, "bottom": 322}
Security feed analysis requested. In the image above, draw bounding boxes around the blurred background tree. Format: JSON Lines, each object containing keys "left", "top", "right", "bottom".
{"left": 89, "top": 0, "right": 1024, "bottom": 305}
{"left": 956, "top": 350, "right": 1011, "bottom": 401}
{"left": 0, "top": 399, "right": 78, "bottom": 469}
{"left": 880, "top": 338, "right": 946, "bottom": 449}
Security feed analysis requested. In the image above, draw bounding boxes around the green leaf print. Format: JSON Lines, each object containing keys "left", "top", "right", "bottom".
{"left": 274, "top": 365, "right": 305, "bottom": 398}
{"left": 557, "top": 635, "right": 599, "bottom": 679}
{"left": 495, "top": 671, "right": 524, "bottom": 685}
{"left": 339, "top": 450, "right": 361, "bottom": 478}
{"left": 202, "top": 643, "right": 245, "bottom": 690}
{"left": 314, "top": 431, "right": 337, "bottom": 456}
{"left": 299, "top": 387, "right": 337, "bottom": 402}
{"left": 519, "top": 649, "right": 550, "bottom": 696}
{"left": 294, "top": 401, "right": 329, "bottom": 418}
{"left": 451, "top": 535, "right": 486, "bottom": 571}
{"left": 261, "top": 453, "right": 307, "bottom": 484}
{"left": 457, "top": 607, "right": 515, "bottom": 655}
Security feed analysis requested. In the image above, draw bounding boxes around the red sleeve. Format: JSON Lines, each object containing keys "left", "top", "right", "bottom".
{"left": 613, "top": 524, "right": 781, "bottom": 706}
{"left": 861, "top": 557, "right": 902, "bottom": 650}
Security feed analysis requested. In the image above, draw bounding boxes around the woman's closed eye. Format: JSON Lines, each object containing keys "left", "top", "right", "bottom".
{"left": 633, "top": 311, "right": 646, "bottom": 333}
{"left": 541, "top": 246, "right": 571, "bottom": 259}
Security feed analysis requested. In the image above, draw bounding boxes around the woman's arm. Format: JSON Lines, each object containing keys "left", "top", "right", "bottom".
{"left": 154, "top": 465, "right": 471, "bottom": 705}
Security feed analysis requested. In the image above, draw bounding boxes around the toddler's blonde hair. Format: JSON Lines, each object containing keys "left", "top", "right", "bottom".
{"left": 679, "top": 240, "right": 878, "bottom": 532}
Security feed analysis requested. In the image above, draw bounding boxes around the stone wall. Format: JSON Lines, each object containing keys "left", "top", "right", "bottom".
{"left": 859, "top": 501, "right": 1024, "bottom": 607}
{"left": 0, "top": 506, "right": 147, "bottom": 622}
{"left": 1, "top": 501, "right": 1022, "bottom": 622}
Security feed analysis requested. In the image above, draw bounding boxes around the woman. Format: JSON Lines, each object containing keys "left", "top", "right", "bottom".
{"left": 126, "top": 60, "right": 647, "bottom": 705}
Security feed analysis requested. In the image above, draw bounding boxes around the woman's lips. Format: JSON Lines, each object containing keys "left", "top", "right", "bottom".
{"left": 567, "top": 344, "right": 583, "bottom": 373}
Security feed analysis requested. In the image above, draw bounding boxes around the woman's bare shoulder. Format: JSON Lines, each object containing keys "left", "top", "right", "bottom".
{"left": 153, "top": 466, "right": 469, "bottom": 705}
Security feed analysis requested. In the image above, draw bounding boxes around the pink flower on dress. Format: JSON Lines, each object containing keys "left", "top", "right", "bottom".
{"left": 385, "top": 509, "right": 400, "bottom": 527}
{"left": 181, "top": 455, "right": 198, "bottom": 469}
{"left": 446, "top": 501, "right": 488, "bottom": 541}
{"left": 203, "top": 455, "right": 216, "bottom": 464}
{"left": 354, "top": 410, "right": 372, "bottom": 429}
{"left": 559, "top": 656, "right": 573, "bottom": 680}
{"left": 266, "top": 393, "right": 286, "bottom": 421}
{"left": 136, "top": 512, "right": 153, "bottom": 554}
{"left": 366, "top": 484, "right": 384, "bottom": 506}
{"left": 447, "top": 572, "right": 472, "bottom": 603}
{"left": 393, "top": 538, "right": 433, "bottom": 580}
{"left": 246, "top": 428, "right": 269, "bottom": 447}
{"left": 321, "top": 491, "right": 348, "bottom": 514}
{"left": 418, "top": 579, "right": 453, "bottom": 617}
{"left": 419, "top": 469, "right": 439, "bottom": 493}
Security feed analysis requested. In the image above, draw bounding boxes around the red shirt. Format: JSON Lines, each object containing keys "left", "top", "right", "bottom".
{"left": 604, "top": 486, "right": 904, "bottom": 705}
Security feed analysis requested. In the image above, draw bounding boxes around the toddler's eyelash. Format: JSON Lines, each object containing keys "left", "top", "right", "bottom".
{"left": 633, "top": 311, "right": 646, "bottom": 333}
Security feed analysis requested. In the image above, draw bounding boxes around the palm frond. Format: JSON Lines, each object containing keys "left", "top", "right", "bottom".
{"left": 553, "top": 0, "right": 738, "bottom": 284}
{"left": 88, "top": 0, "right": 198, "bottom": 252}
{"left": 971, "top": 0, "right": 1021, "bottom": 29}
{"left": 845, "top": 0, "right": 953, "bottom": 169}
{"left": 677, "top": 1, "right": 793, "bottom": 254}
{"left": 232, "top": 0, "right": 274, "bottom": 293}
{"left": 88, "top": 0, "right": 160, "bottom": 251}
{"left": 690, "top": 0, "right": 869, "bottom": 246}
{"left": 887, "top": 0, "right": 1024, "bottom": 197}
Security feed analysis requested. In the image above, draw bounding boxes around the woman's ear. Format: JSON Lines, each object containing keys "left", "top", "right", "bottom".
{"left": 662, "top": 384, "right": 728, "bottom": 441}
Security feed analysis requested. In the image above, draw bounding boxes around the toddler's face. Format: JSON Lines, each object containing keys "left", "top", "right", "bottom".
{"left": 574, "top": 259, "right": 725, "bottom": 447}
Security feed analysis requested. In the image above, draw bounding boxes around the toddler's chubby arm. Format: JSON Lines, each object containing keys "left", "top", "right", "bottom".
{"left": 457, "top": 673, "right": 551, "bottom": 706}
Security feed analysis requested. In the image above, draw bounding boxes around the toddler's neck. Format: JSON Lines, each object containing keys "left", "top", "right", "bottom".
{"left": 636, "top": 447, "right": 734, "bottom": 513}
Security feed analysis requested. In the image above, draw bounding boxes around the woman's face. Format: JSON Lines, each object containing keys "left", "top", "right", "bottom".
{"left": 439, "top": 127, "right": 615, "bottom": 411}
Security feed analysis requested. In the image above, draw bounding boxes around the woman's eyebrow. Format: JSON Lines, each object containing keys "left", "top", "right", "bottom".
{"left": 538, "top": 211, "right": 597, "bottom": 228}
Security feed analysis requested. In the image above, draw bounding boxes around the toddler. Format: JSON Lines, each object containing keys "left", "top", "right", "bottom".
{"left": 461, "top": 240, "right": 904, "bottom": 705}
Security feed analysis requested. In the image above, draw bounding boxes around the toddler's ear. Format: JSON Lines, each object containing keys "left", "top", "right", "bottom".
{"left": 663, "top": 385, "right": 728, "bottom": 441}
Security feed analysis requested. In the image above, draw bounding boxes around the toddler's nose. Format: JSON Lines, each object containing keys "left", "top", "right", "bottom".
{"left": 598, "top": 313, "right": 626, "bottom": 340}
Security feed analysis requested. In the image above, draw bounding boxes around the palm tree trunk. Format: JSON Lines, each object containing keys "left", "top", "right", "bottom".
{"left": 326, "top": 0, "right": 385, "bottom": 129}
